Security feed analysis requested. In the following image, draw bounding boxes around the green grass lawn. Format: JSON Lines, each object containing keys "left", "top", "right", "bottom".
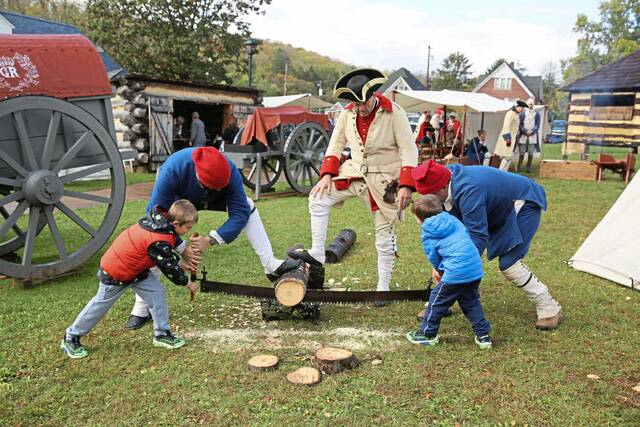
{"left": 1, "top": 177, "right": 639, "bottom": 426}
{"left": 64, "top": 171, "right": 157, "bottom": 193}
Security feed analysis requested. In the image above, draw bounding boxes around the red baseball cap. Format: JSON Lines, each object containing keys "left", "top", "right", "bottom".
{"left": 412, "top": 160, "right": 451, "bottom": 195}
{"left": 192, "top": 147, "right": 231, "bottom": 190}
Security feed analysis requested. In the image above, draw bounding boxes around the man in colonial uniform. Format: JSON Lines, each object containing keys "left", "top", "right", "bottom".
{"left": 412, "top": 160, "right": 563, "bottom": 330}
{"left": 516, "top": 98, "right": 541, "bottom": 173}
{"left": 492, "top": 99, "right": 527, "bottom": 170}
{"left": 289, "top": 69, "right": 418, "bottom": 304}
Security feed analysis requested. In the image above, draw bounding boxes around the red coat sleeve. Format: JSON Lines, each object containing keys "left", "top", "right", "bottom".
{"left": 319, "top": 155, "right": 340, "bottom": 177}
{"left": 399, "top": 166, "right": 415, "bottom": 190}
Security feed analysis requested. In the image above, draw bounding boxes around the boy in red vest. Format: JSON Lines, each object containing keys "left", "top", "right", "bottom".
{"left": 61, "top": 200, "right": 198, "bottom": 359}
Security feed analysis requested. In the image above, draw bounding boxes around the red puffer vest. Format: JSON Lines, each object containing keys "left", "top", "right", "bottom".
{"left": 100, "top": 224, "right": 177, "bottom": 282}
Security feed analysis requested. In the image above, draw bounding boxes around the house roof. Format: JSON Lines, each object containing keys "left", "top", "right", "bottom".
{"left": 378, "top": 67, "right": 426, "bottom": 93}
{"left": 126, "top": 74, "right": 260, "bottom": 96}
{"left": 561, "top": 49, "right": 640, "bottom": 92}
{"left": 473, "top": 61, "right": 543, "bottom": 102}
{"left": 0, "top": 10, "right": 125, "bottom": 79}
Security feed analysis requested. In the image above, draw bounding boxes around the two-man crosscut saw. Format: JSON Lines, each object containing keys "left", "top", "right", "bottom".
{"left": 197, "top": 270, "right": 431, "bottom": 305}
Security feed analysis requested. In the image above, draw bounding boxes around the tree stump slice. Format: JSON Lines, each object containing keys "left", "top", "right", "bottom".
{"left": 286, "top": 367, "right": 321, "bottom": 385}
{"left": 247, "top": 354, "right": 279, "bottom": 372}
{"left": 275, "top": 262, "right": 309, "bottom": 307}
{"left": 311, "top": 347, "right": 359, "bottom": 374}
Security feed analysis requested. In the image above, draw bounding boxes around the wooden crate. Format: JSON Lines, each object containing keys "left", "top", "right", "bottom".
{"left": 539, "top": 160, "right": 597, "bottom": 181}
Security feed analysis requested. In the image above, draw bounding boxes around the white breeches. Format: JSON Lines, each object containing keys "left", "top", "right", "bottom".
{"left": 308, "top": 180, "right": 397, "bottom": 291}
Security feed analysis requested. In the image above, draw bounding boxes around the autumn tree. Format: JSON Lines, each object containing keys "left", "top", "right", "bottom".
{"left": 84, "top": 0, "right": 271, "bottom": 83}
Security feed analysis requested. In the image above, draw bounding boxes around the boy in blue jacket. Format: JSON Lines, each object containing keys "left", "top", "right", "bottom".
{"left": 406, "top": 195, "right": 492, "bottom": 349}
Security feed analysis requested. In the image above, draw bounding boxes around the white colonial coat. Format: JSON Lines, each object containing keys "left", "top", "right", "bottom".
{"left": 494, "top": 108, "right": 520, "bottom": 158}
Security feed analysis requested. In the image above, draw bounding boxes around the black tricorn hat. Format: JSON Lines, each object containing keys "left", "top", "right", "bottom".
{"left": 333, "top": 68, "right": 387, "bottom": 102}
{"left": 515, "top": 99, "right": 528, "bottom": 108}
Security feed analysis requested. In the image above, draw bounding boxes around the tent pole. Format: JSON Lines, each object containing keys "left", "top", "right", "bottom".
{"left": 480, "top": 112, "right": 485, "bottom": 129}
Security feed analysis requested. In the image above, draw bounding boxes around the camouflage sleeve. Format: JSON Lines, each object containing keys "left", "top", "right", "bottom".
{"left": 147, "top": 241, "right": 188, "bottom": 286}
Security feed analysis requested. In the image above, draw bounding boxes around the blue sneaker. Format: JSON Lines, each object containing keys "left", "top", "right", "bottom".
{"left": 474, "top": 335, "right": 492, "bottom": 350}
{"left": 406, "top": 331, "right": 439, "bottom": 347}
{"left": 60, "top": 335, "right": 88, "bottom": 359}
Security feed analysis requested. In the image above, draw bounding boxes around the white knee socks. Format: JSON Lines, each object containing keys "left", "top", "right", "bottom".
{"left": 308, "top": 198, "right": 330, "bottom": 264}
{"left": 501, "top": 260, "right": 561, "bottom": 319}
{"left": 375, "top": 229, "right": 396, "bottom": 292}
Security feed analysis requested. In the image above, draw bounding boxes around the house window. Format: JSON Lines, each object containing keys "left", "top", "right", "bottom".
{"left": 589, "top": 94, "right": 635, "bottom": 121}
{"left": 494, "top": 77, "right": 512, "bottom": 90}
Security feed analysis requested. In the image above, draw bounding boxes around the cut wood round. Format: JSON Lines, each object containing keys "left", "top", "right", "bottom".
{"left": 275, "top": 262, "right": 310, "bottom": 307}
{"left": 133, "top": 94, "right": 148, "bottom": 106}
{"left": 132, "top": 107, "right": 148, "bottom": 119}
{"left": 311, "top": 347, "right": 359, "bottom": 374}
{"left": 116, "top": 85, "right": 134, "bottom": 100}
{"left": 136, "top": 152, "right": 149, "bottom": 164}
{"left": 131, "top": 81, "right": 146, "bottom": 91}
{"left": 286, "top": 367, "right": 321, "bottom": 385}
{"left": 131, "top": 123, "right": 149, "bottom": 135}
{"left": 124, "top": 102, "right": 136, "bottom": 112}
{"left": 119, "top": 112, "right": 136, "bottom": 127}
{"left": 132, "top": 138, "right": 149, "bottom": 151}
{"left": 247, "top": 354, "right": 280, "bottom": 372}
{"left": 123, "top": 129, "right": 136, "bottom": 141}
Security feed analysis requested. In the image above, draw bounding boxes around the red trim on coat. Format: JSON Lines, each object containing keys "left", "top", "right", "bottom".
{"left": 319, "top": 155, "right": 340, "bottom": 177}
{"left": 399, "top": 166, "right": 416, "bottom": 189}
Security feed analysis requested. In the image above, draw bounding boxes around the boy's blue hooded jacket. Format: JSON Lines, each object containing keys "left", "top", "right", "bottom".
{"left": 421, "top": 211, "right": 484, "bottom": 285}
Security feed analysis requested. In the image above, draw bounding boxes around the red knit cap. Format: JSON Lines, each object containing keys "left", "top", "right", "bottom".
{"left": 191, "top": 147, "right": 231, "bottom": 190}
{"left": 412, "top": 160, "right": 452, "bottom": 195}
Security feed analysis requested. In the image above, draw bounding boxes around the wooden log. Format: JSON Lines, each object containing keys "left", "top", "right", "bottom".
{"left": 136, "top": 152, "right": 149, "bottom": 164}
{"left": 132, "top": 107, "right": 148, "bottom": 119}
{"left": 311, "top": 347, "right": 359, "bottom": 374}
{"left": 124, "top": 102, "right": 136, "bottom": 112}
{"left": 116, "top": 85, "right": 134, "bottom": 100}
{"left": 260, "top": 300, "right": 320, "bottom": 321}
{"left": 123, "top": 129, "right": 137, "bottom": 141}
{"left": 247, "top": 355, "right": 279, "bottom": 372}
{"left": 275, "top": 262, "right": 310, "bottom": 307}
{"left": 131, "top": 123, "right": 149, "bottom": 135}
{"left": 119, "top": 112, "right": 137, "bottom": 128}
{"left": 131, "top": 81, "right": 146, "bottom": 91}
{"left": 133, "top": 94, "right": 148, "bottom": 106}
{"left": 132, "top": 138, "right": 149, "bottom": 152}
{"left": 286, "top": 367, "right": 321, "bottom": 385}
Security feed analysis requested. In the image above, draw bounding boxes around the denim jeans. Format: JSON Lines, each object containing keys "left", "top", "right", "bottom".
{"left": 66, "top": 273, "right": 171, "bottom": 338}
{"left": 419, "top": 280, "right": 490, "bottom": 338}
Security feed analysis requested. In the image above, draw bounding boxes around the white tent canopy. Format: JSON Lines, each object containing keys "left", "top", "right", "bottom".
{"left": 569, "top": 173, "right": 640, "bottom": 290}
{"left": 262, "top": 93, "right": 332, "bottom": 110}
{"left": 395, "top": 89, "right": 513, "bottom": 113}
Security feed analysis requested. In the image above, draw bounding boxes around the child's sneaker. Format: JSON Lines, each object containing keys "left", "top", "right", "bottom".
{"left": 153, "top": 331, "right": 186, "bottom": 349}
{"left": 406, "top": 331, "right": 439, "bottom": 347}
{"left": 60, "top": 335, "right": 88, "bottom": 359}
{"left": 475, "top": 335, "right": 492, "bottom": 350}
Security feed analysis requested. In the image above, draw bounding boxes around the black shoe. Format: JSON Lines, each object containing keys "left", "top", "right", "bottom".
{"left": 286, "top": 247, "right": 322, "bottom": 267}
{"left": 125, "top": 314, "right": 151, "bottom": 330}
{"left": 266, "top": 258, "right": 303, "bottom": 282}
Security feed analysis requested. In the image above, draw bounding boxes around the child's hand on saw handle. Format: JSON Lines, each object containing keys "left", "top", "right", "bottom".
{"left": 186, "top": 281, "right": 197, "bottom": 302}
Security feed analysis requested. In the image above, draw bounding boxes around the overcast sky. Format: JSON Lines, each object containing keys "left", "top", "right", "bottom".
{"left": 247, "top": 0, "right": 602, "bottom": 77}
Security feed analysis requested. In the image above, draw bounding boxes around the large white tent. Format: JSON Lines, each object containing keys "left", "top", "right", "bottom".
{"left": 394, "top": 89, "right": 548, "bottom": 153}
{"left": 262, "top": 93, "right": 332, "bottom": 110}
{"left": 569, "top": 173, "right": 640, "bottom": 290}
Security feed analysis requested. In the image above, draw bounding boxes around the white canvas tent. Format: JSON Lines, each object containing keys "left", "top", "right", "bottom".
{"left": 569, "top": 173, "right": 640, "bottom": 290}
{"left": 262, "top": 93, "right": 332, "bottom": 110}
{"left": 395, "top": 89, "right": 548, "bottom": 153}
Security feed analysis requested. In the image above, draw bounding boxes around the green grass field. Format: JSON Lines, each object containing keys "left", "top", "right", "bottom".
{"left": 1, "top": 176, "right": 639, "bottom": 426}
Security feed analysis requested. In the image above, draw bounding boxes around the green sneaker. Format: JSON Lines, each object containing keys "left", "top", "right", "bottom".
{"left": 475, "top": 335, "right": 493, "bottom": 350}
{"left": 60, "top": 335, "right": 88, "bottom": 359}
{"left": 406, "top": 331, "right": 439, "bottom": 347}
{"left": 153, "top": 331, "right": 186, "bottom": 349}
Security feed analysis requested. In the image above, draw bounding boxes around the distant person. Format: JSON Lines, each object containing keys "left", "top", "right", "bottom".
{"left": 415, "top": 113, "right": 434, "bottom": 145}
{"left": 174, "top": 115, "right": 186, "bottom": 139}
{"left": 61, "top": 200, "right": 199, "bottom": 359}
{"left": 406, "top": 195, "right": 492, "bottom": 349}
{"left": 222, "top": 115, "right": 240, "bottom": 145}
{"left": 492, "top": 99, "right": 527, "bottom": 170}
{"left": 466, "top": 129, "right": 489, "bottom": 165}
{"left": 430, "top": 108, "right": 444, "bottom": 143}
{"left": 516, "top": 98, "right": 540, "bottom": 173}
{"left": 190, "top": 111, "right": 206, "bottom": 147}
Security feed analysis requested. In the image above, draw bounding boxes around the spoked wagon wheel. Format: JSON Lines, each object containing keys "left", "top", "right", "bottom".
{"left": 0, "top": 96, "right": 125, "bottom": 281}
{"left": 283, "top": 122, "right": 329, "bottom": 194}
{"left": 241, "top": 156, "right": 283, "bottom": 192}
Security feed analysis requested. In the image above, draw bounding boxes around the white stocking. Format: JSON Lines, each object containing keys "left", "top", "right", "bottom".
{"left": 243, "top": 200, "right": 283, "bottom": 274}
{"left": 502, "top": 260, "right": 561, "bottom": 319}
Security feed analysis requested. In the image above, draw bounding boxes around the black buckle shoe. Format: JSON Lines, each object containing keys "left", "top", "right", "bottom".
{"left": 286, "top": 247, "right": 322, "bottom": 267}
{"left": 125, "top": 314, "right": 151, "bottom": 330}
{"left": 266, "top": 258, "right": 303, "bottom": 283}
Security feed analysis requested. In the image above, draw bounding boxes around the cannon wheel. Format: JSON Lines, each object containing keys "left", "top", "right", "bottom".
{"left": 232, "top": 128, "right": 283, "bottom": 192}
{"left": 283, "top": 122, "right": 329, "bottom": 194}
{"left": 0, "top": 96, "right": 125, "bottom": 281}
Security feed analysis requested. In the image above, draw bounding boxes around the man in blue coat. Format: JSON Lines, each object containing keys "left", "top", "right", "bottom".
{"left": 412, "top": 160, "right": 562, "bottom": 330}
{"left": 126, "top": 147, "right": 299, "bottom": 329}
